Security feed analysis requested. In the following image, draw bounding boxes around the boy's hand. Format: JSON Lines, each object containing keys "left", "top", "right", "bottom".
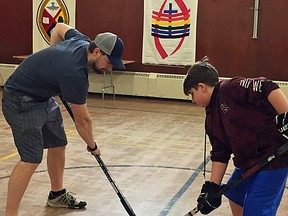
{"left": 275, "top": 112, "right": 288, "bottom": 140}
{"left": 197, "top": 181, "right": 222, "bottom": 214}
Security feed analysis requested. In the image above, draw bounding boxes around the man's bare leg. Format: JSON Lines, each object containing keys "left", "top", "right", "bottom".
{"left": 5, "top": 161, "right": 39, "bottom": 216}
{"left": 47, "top": 146, "right": 66, "bottom": 191}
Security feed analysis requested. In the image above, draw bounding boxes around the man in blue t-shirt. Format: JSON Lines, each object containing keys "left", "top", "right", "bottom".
{"left": 2, "top": 23, "right": 125, "bottom": 215}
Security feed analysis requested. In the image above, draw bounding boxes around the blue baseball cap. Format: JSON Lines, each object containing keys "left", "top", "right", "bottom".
{"left": 94, "top": 32, "right": 125, "bottom": 69}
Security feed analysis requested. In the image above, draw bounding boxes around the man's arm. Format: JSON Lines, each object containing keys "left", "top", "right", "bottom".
{"left": 50, "top": 23, "right": 73, "bottom": 46}
{"left": 70, "top": 103, "right": 100, "bottom": 155}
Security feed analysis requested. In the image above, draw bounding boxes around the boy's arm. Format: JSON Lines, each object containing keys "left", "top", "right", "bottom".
{"left": 268, "top": 88, "right": 288, "bottom": 114}
{"left": 50, "top": 23, "right": 73, "bottom": 46}
{"left": 210, "top": 161, "right": 228, "bottom": 184}
{"left": 269, "top": 88, "right": 288, "bottom": 139}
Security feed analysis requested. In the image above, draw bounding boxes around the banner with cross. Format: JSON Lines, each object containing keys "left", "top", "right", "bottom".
{"left": 142, "top": 0, "right": 198, "bottom": 66}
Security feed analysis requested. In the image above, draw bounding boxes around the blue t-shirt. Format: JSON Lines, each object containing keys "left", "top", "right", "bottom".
{"left": 6, "top": 29, "right": 91, "bottom": 104}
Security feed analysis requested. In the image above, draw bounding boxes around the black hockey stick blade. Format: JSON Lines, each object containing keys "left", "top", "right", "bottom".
{"left": 59, "top": 96, "right": 137, "bottom": 216}
{"left": 184, "top": 142, "right": 288, "bottom": 216}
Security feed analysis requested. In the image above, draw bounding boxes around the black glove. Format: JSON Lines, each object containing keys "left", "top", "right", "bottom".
{"left": 275, "top": 112, "right": 288, "bottom": 140}
{"left": 197, "top": 181, "right": 222, "bottom": 215}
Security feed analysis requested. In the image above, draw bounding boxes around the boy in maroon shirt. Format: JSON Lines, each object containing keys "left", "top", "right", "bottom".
{"left": 183, "top": 57, "right": 288, "bottom": 215}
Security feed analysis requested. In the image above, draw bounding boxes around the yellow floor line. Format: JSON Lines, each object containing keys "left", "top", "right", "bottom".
{"left": 0, "top": 152, "right": 18, "bottom": 161}
{"left": 66, "top": 136, "right": 198, "bottom": 154}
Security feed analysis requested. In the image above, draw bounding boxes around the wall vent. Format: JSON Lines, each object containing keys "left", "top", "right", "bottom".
{"left": 156, "top": 74, "right": 184, "bottom": 79}
{"left": 114, "top": 71, "right": 150, "bottom": 77}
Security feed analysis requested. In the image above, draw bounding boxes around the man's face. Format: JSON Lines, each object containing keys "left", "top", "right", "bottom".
{"left": 92, "top": 51, "right": 113, "bottom": 74}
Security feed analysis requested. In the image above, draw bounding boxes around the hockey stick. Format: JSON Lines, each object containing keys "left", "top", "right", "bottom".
{"left": 185, "top": 142, "right": 288, "bottom": 216}
{"left": 59, "top": 96, "right": 137, "bottom": 216}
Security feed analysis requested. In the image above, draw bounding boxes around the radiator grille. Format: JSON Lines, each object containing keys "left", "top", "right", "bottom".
{"left": 156, "top": 74, "right": 185, "bottom": 79}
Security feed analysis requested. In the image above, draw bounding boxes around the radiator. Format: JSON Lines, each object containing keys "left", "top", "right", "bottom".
{"left": 153, "top": 73, "right": 188, "bottom": 99}
{"left": 88, "top": 71, "right": 190, "bottom": 100}
{"left": 0, "top": 63, "right": 18, "bottom": 86}
{"left": 89, "top": 71, "right": 288, "bottom": 100}
{"left": 0, "top": 65, "right": 287, "bottom": 100}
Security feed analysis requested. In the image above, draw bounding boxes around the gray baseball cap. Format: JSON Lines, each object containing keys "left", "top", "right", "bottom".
{"left": 94, "top": 32, "right": 125, "bottom": 69}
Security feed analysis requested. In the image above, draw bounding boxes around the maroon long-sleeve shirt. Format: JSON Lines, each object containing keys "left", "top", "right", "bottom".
{"left": 205, "top": 77, "right": 288, "bottom": 170}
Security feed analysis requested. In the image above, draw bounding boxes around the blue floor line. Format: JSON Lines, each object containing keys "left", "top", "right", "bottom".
{"left": 158, "top": 158, "right": 211, "bottom": 216}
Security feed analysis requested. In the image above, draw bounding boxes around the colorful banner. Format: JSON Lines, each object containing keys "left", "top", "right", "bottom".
{"left": 142, "top": 0, "right": 198, "bottom": 66}
{"left": 33, "top": 0, "right": 76, "bottom": 52}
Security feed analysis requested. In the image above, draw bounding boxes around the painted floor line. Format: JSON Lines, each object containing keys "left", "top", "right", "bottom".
{"left": 0, "top": 152, "right": 18, "bottom": 161}
{"left": 0, "top": 164, "right": 207, "bottom": 180}
{"left": 158, "top": 157, "right": 211, "bottom": 216}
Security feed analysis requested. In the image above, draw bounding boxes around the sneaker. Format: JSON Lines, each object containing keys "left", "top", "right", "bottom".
{"left": 46, "top": 191, "right": 87, "bottom": 209}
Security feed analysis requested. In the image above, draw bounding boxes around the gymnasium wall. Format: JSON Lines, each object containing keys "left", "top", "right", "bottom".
{"left": 0, "top": 0, "right": 287, "bottom": 81}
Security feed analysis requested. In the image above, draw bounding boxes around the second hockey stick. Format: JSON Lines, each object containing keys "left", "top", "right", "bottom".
{"left": 59, "top": 96, "right": 137, "bottom": 216}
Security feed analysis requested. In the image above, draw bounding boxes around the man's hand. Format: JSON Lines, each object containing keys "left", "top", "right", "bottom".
{"left": 197, "top": 181, "right": 222, "bottom": 214}
{"left": 87, "top": 142, "right": 101, "bottom": 156}
{"left": 275, "top": 112, "right": 288, "bottom": 140}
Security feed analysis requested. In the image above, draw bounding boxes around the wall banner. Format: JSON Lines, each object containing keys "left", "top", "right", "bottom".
{"left": 142, "top": 0, "right": 198, "bottom": 66}
{"left": 33, "top": 0, "right": 76, "bottom": 52}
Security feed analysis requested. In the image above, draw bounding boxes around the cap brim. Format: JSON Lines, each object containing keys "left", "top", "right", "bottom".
{"left": 109, "top": 57, "right": 125, "bottom": 69}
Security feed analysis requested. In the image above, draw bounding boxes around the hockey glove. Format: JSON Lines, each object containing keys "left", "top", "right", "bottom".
{"left": 197, "top": 181, "right": 222, "bottom": 215}
{"left": 275, "top": 112, "right": 288, "bottom": 140}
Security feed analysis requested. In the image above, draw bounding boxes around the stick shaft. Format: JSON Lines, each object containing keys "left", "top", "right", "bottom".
{"left": 59, "top": 96, "right": 136, "bottom": 216}
{"left": 94, "top": 155, "right": 136, "bottom": 216}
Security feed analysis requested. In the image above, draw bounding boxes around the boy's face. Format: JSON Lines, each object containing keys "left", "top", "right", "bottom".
{"left": 189, "top": 83, "right": 211, "bottom": 107}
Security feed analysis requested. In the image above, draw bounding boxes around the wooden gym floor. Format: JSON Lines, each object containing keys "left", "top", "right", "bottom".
{"left": 0, "top": 89, "right": 287, "bottom": 216}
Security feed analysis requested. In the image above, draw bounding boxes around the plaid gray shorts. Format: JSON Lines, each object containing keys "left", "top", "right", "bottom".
{"left": 2, "top": 88, "right": 67, "bottom": 163}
